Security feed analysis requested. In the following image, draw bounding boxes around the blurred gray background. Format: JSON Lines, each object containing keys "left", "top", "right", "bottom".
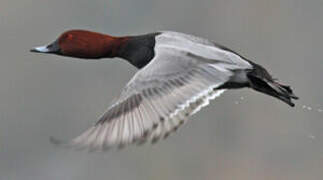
{"left": 1, "top": 0, "right": 323, "bottom": 179}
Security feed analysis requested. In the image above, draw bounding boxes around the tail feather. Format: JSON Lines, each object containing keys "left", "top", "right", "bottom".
{"left": 247, "top": 62, "right": 298, "bottom": 107}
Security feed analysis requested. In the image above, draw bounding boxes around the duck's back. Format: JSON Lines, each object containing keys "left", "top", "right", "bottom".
{"left": 154, "top": 31, "right": 252, "bottom": 70}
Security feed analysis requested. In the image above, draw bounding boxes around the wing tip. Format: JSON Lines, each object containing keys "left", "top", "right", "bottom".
{"left": 49, "top": 136, "right": 64, "bottom": 145}
{"left": 49, "top": 136, "right": 76, "bottom": 150}
{"left": 49, "top": 136, "right": 114, "bottom": 152}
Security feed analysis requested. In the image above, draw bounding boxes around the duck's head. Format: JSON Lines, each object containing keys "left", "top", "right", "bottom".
{"left": 31, "top": 30, "right": 127, "bottom": 59}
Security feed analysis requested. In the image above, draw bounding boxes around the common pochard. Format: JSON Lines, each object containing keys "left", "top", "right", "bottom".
{"left": 31, "top": 30, "right": 298, "bottom": 151}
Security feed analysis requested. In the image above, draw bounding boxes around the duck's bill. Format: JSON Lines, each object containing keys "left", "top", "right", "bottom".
{"left": 30, "top": 45, "right": 51, "bottom": 53}
{"left": 30, "top": 40, "right": 60, "bottom": 54}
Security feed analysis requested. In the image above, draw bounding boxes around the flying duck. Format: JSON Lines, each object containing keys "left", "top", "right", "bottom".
{"left": 31, "top": 30, "right": 298, "bottom": 151}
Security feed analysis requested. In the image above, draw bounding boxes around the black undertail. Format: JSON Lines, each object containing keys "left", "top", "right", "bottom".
{"left": 246, "top": 61, "right": 298, "bottom": 107}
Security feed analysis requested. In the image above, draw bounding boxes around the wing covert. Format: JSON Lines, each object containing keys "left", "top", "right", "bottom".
{"left": 55, "top": 44, "right": 236, "bottom": 151}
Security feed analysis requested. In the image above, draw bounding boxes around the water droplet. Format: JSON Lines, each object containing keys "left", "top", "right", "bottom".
{"left": 234, "top": 101, "right": 239, "bottom": 105}
{"left": 308, "top": 134, "right": 316, "bottom": 140}
{"left": 240, "top": 96, "right": 244, "bottom": 100}
{"left": 299, "top": 104, "right": 323, "bottom": 114}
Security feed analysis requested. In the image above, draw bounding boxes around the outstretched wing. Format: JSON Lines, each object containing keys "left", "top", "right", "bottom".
{"left": 54, "top": 37, "right": 250, "bottom": 151}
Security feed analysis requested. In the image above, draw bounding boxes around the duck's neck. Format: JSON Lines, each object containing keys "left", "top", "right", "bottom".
{"left": 110, "top": 32, "right": 160, "bottom": 69}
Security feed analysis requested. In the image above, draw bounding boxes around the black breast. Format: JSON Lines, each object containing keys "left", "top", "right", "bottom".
{"left": 118, "top": 32, "right": 160, "bottom": 69}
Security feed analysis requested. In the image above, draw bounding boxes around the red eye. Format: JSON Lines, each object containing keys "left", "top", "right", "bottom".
{"left": 67, "top": 34, "right": 73, "bottom": 40}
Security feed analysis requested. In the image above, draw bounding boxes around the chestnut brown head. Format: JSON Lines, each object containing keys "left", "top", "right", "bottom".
{"left": 31, "top": 30, "right": 126, "bottom": 59}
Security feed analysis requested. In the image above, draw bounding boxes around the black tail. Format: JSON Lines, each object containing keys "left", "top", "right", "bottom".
{"left": 247, "top": 62, "right": 298, "bottom": 107}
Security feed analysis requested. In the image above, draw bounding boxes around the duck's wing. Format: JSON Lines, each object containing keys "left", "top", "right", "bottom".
{"left": 53, "top": 44, "right": 247, "bottom": 151}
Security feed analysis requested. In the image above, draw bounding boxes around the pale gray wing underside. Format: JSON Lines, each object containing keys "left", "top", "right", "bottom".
{"left": 55, "top": 34, "right": 251, "bottom": 151}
